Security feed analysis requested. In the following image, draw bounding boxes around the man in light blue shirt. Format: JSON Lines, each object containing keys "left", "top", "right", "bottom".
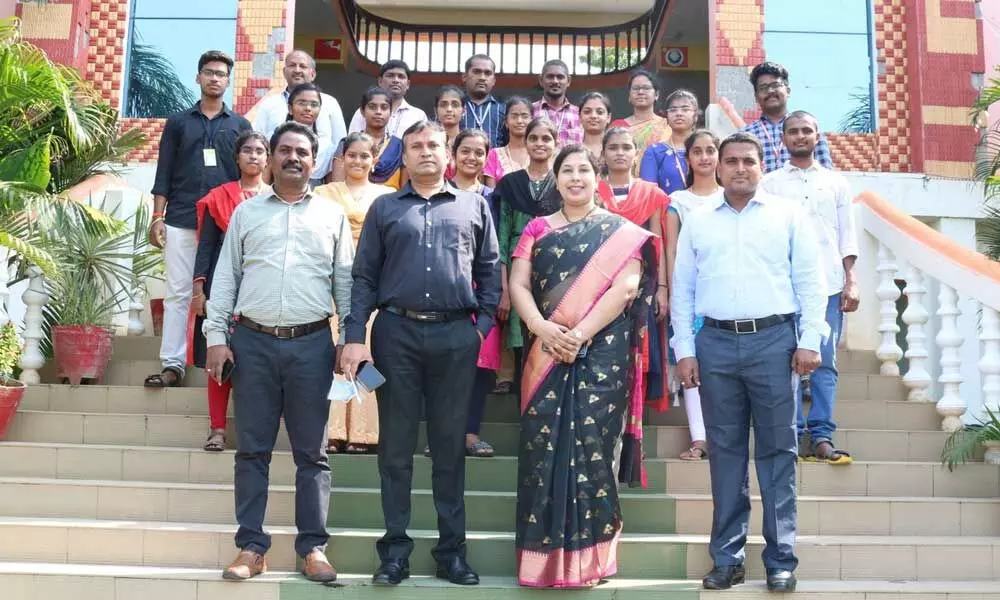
{"left": 671, "top": 131, "right": 828, "bottom": 593}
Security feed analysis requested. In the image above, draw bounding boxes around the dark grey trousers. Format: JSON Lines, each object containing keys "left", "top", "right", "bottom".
{"left": 230, "top": 324, "right": 334, "bottom": 558}
{"left": 371, "top": 311, "right": 480, "bottom": 564}
{"left": 696, "top": 320, "right": 799, "bottom": 571}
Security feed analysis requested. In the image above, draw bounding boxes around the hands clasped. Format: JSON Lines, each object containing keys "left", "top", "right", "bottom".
{"left": 534, "top": 319, "right": 586, "bottom": 364}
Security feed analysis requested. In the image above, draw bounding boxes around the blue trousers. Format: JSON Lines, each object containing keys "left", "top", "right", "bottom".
{"left": 230, "top": 324, "right": 334, "bottom": 558}
{"left": 798, "top": 293, "right": 842, "bottom": 445}
{"left": 697, "top": 321, "right": 798, "bottom": 571}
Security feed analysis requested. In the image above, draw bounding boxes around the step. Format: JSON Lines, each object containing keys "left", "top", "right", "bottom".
{"left": 6, "top": 564, "right": 1000, "bottom": 600}
{"left": 3, "top": 411, "right": 953, "bottom": 461}
{"left": 0, "top": 442, "right": 995, "bottom": 498}
{"left": 0, "top": 518, "right": 997, "bottom": 580}
{"left": 3, "top": 476, "right": 998, "bottom": 537}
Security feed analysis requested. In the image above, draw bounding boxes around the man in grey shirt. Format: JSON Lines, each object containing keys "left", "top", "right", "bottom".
{"left": 204, "top": 121, "right": 354, "bottom": 584}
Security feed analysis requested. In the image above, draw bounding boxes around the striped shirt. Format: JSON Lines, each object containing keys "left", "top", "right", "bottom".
{"left": 461, "top": 95, "right": 507, "bottom": 149}
{"left": 533, "top": 99, "right": 583, "bottom": 147}
{"left": 204, "top": 192, "right": 355, "bottom": 347}
{"left": 744, "top": 115, "right": 834, "bottom": 174}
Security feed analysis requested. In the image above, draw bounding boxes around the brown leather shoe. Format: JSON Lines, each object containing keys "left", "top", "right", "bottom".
{"left": 222, "top": 550, "right": 267, "bottom": 581}
{"left": 302, "top": 549, "right": 337, "bottom": 583}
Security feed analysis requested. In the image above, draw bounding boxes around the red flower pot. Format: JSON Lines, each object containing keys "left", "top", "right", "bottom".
{"left": 150, "top": 298, "right": 165, "bottom": 337}
{"left": 53, "top": 325, "right": 114, "bottom": 385}
{"left": 0, "top": 381, "right": 25, "bottom": 439}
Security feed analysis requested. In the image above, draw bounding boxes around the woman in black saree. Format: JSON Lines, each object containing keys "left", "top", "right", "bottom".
{"left": 508, "top": 145, "right": 657, "bottom": 588}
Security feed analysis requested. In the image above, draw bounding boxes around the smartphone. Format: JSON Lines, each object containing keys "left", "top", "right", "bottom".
{"left": 220, "top": 359, "right": 235, "bottom": 383}
{"left": 355, "top": 361, "right": 385, "bottom": 393}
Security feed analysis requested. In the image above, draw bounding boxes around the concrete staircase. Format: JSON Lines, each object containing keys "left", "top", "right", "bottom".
{"left": 1, "top": 336, "right": 999, "bottom": 599}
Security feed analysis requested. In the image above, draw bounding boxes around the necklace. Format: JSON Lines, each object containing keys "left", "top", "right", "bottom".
{"left": 561, "top": 204, "right": 597, "bottom": 224}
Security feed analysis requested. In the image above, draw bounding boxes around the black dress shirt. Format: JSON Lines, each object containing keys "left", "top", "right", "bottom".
{"left": 345, "top": 182, "right": 501, "bottom": 344}
{"left": 151, "top": 103, "right": 251, "bottom": 230}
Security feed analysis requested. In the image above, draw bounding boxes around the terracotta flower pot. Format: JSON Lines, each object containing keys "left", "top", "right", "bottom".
{"left": 150, "top": 298, "right": 165, "bottom": 337}
{"left": 53, "top": 325, "right": 114, "bottom": 385}
{"left": 0, "top": 381, "right": 25, "bottom": 439}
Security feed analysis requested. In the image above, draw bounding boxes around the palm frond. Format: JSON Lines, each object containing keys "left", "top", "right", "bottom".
{"left": 941, "top": 407, "right": 1000, "bottom": 471}
{"left": 978, "top": 202, "right": 1000, "bottom": 261}
{"left": 0, "top": 230, "right": 57, "bottom": 277}
{"left": 125, "top": 37, "right": 197, "bottom": 118}
{"left": 838, "top": 89, "right": 875, "bottom": 134}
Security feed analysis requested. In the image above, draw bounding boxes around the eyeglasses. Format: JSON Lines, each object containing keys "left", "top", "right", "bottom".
{"left": 756, "top": 81, "right": 786, "bottom": 93}
{"left": 293, "top": 100, "right": 321, "bottom": 109}
{"left": 200, "top": 68, "right": 230, "bottom": 79}
{"left": 630, "top": 85, "right": 655, "bottom": 92}
{"left": 667, "top": 106, "right": 695, "bottom": 115}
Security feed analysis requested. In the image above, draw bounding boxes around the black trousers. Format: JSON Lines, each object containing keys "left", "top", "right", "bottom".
{"left": 230, "top": 325, "right": 334, "bottom": 558}
{"left": 371, "top": 311, "right": 481, "bottom": 563}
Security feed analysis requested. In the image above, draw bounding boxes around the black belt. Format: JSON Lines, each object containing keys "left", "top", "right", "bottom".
{"left": 238, "top": 316, "right": 330, "bottom": 339}
{"left": 383, "top": 305, "right": 469, "bottom": 323}
{"left": 703, "top": 314, "right": 794, "bottom": 334}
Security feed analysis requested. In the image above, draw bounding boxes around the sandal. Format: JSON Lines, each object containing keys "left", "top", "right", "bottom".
{"left": 466, "top": 439, "right": 495, "bottom": 458}
{"left": 345, "top": 444, "right": 372, "bottom": 454}
{"left": 203, "top": 429, "right": 226, "bottom": 452}
{"left": 492, "top": 380, "right": 513, "bottom": 394}
{"left": 327, "top": 439, "right": 345, "bottom": 453}
{"left": 144, "top": 368, "right": 182, "bottom": 388}
{"left": 806, "top": 441, "right": 853, "bottom": 466}
{"left": 679, "top": 441, "right": 708, "bottom": 461}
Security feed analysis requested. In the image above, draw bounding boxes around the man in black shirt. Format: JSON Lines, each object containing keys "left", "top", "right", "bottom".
{"left": 144, "top": 50, "right": 251, "bottom": 389}
{"left": 341, "top": 120, "right": 500, "bottom": 587}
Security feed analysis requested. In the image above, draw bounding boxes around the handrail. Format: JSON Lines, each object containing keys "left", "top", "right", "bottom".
{"left": 337, "top": 0, "right": 670, "bottom": 76}
{"left": 856, "top": 190, "right": 1000, "bottom": 311}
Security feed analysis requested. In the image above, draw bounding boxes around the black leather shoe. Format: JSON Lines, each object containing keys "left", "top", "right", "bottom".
{"left": 372, "top": 559, "right": 409, "bottom": 586}
{"left": 766, "top": 569, "right": 796, "bottom": 592}
{"left": 435, "top": 556, "right": 480, "bottom": 585}
{"left": 702, "top": 565, "right": 746, "bottom": 590}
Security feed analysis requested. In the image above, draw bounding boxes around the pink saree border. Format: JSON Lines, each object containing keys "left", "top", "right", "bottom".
{"left": 516, "top": 531, "right": 621, "bottom": 588}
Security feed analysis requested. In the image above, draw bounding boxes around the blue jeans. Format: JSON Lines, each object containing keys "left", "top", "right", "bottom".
{"left": 798, "top": 293, "right": 842, "bottom": 445}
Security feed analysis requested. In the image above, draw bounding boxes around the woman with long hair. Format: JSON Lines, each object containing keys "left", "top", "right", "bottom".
{"left": 434, "top": 85, "right": 466, "bottom": 181}
{"left": 332, "top": 87, "right": 405, "bottom": 189}
{"left": 610, "top": 69, "right": 670, "bottom": 160}
{"left": 314, "top": 132, "right": 396, "bottom": 453}
{"left": 191, "top": 131, "right": 271, "bottom": 452}
{"left": 597, "top": 126, "right": 671, "bottom": 414}
{"left": 483, "top": 96, "right": 533, "bottom": 188}
{"left": 510, "top": 144, "right": 656, "bottom": 587}
{"left": 638, "top": 89, "right": 700, "bottom": 194}
{"left": 579, "top": 91, "right": 612, "bottom": 161}
{"left": 494, "top": 118, "right": 562, "bottom": 387}
{"left": 666, "top": 129, "right": 722, "bottom": 460}
{"left": 285, "top": 83, "right": 335, "bottom": 187}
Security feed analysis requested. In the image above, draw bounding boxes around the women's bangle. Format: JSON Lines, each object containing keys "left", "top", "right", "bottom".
{"left": 151, "top": 217, "right": 164, "bottom": 226}
{"left": 657, "top": 284, "right": 668, "bottom": 288}
{"left": 152, "top": 212, "right": 165, "bottom": 219}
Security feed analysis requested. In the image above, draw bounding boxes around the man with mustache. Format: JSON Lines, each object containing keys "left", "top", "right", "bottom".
{"left": 204, "top": 121, "right": 355, "bottom": 584}
{"left": 460, "top": 54, "right": 506, "bottom": 148}
{"left": 742, "top": 62, "right": 834, "bottom": 173}
{"left": 672, "top": 132, "right": 827, "bottom": 593}
{"left": 144, "top": 50, "right": 251, "bottom": 390}
{"left": 762, "top": 111, "right": 860, "bottom": 466}
{"left": 340, "top": 121, "right": 500, "bottom": 587}
{"left": 532, "top": 59, "right": 583, "bottom": 146}
{"left": 252, "top": 49, "right": 347, "bottom": 149}
{"left": 348, "top": 60, "right": 427, "bottom": 138}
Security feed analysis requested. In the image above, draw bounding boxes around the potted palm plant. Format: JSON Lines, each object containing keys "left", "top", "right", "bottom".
{"left": 941, "top": 407, "right": 1000, "bottom": 470}
{"left": 0, "top": 321, "right": 24, "bottom": 438}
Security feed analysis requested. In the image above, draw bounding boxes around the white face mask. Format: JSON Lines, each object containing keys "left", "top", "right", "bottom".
{"left": 327, "top": 376, "right": 361, "bottom": 403}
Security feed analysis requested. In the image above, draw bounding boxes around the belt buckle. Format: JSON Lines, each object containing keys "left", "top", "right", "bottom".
{"left": 414, "top": 312, "right": 431, "bottom": 321}
{"left": 734, "top": 319, "right": 757, "bottom": 334}
{"left": 275, "top": 326, "right": 296, "bottom": 338}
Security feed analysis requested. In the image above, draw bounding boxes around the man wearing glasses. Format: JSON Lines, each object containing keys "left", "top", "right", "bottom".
{"left": 743, "top": 62, "right": 834, "bottom": 174}
{"left": 144, "top": 50, "right": 252, "bottom": 390}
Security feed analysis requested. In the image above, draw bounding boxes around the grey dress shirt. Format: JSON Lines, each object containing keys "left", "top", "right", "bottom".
{"left": 204, "top": 191, "right": 355, "bottom": 347}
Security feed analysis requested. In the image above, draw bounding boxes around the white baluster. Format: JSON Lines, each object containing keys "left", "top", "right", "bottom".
{"left": 18, "top": 266, "right": 49, "bottom": 385}
{"left": 874, "top": 244, "right": 903, "bottom": 375}
{"left": 901, "top": 266, "right": 932, "bottom": 402}
{"left": 979, "top": 305, "right": 1000, "bottom": 414}
{"left": 0, "top": 249, "right": 9, "bottom": 327}
{"left": 935, "top": 283, "right": 965, "bottom": 431}
{"left": 127, "top": 290, "right": 145, "bottom": 336}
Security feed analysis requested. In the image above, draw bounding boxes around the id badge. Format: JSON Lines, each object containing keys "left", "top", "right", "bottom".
{"left": 203, "top": 148, "right": 218, "bottom": 167}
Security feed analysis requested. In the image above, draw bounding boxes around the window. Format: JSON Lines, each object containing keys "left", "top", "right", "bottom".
{"left": 763, "top": 0, "right": 875, "bottom": 133}
{"left": 123, "top": 0, "right": 238, "bottom": 118}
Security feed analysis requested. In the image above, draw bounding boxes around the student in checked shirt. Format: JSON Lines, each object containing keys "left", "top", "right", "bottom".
{"left": 671, "top": 132, "right": 827, "bottom": 594}
{"left": 532, "top": 59, "right": 583, "bottom": 147}
{"left": 761, "top": 111, "right": 860, "bottom": 466}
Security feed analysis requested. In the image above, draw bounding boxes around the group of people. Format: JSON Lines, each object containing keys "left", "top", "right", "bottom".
{"left": 144, "top": 47, "right": 860, "bottom": 593}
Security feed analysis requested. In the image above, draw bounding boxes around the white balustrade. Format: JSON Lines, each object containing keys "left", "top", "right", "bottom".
{"left": 979, "top": 305, "right": 1000, "bottom": 414}
{"left": 127, "top": 290, "right": 145, "bottom": 336}
{"left": 900, "top": 266, "right": 932, "bottom": 402}
{"left": 874, "top": 244, "right": 903, "bottom": 376}
{"left": 18, "top": 266, "right": 48, "bottom": 385}
{"left": 0, "top": 249, "right": 9, "bottom": 327}
{"left": 935, "top": 283, "right": 965, "bottom": 431}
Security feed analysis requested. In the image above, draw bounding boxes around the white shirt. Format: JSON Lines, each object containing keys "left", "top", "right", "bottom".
{"left": 670, "top": 190, "right": 829, "bottom": 360}
{"left": 348, "top": 98, "right": 428, "bottom": 139}
{"left": 669, "top": 188, "right": 722, "bottom": 224}
{"left": 760, "top": 162, "right": 859, "bottom": 295}
{"left": 252, "top": 89, "right": 348, "bottom": 150}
